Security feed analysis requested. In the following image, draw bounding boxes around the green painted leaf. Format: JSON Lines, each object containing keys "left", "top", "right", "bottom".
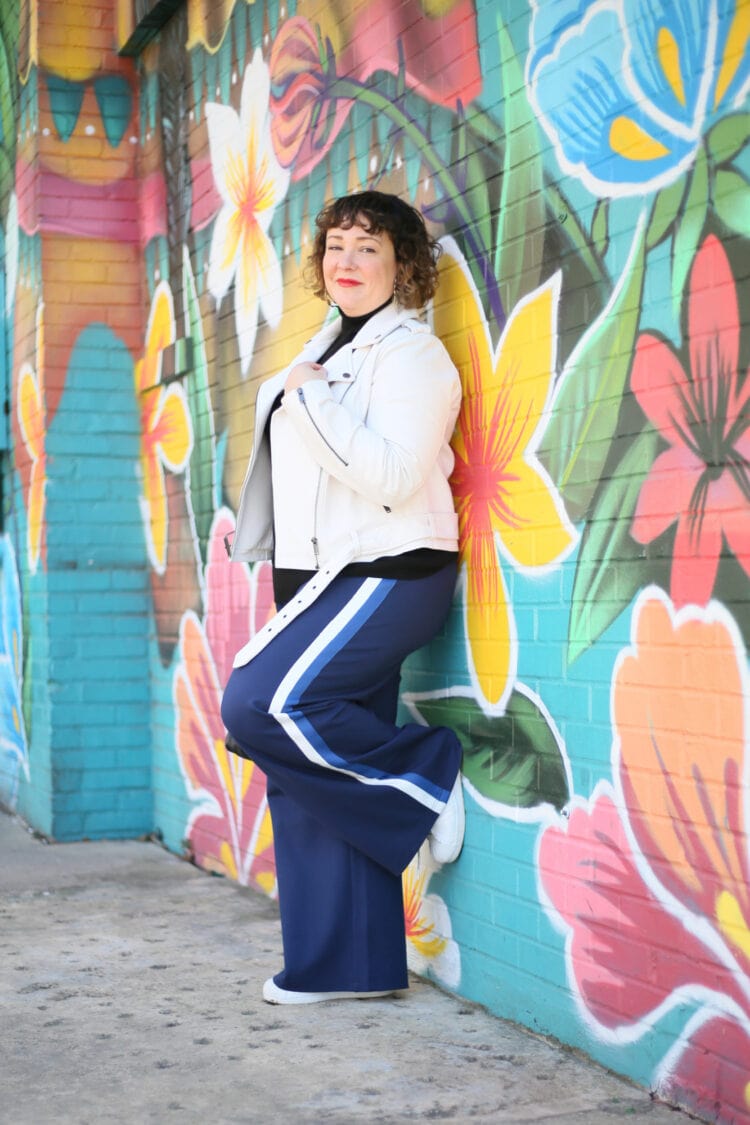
{"left": 248, "top": 1, "right": 264, "bottom": 47}
{"left": 306, "top": 165, "right": 328, "bottom": 234}
{"left": 672, "top": 146, "right": 708, "bottom": 318}
{"left": 427, "top": 104, "right": 454, "bottom": 172}
{"left": 330, "top": 121, "right": 351, "bottom": 201}
{"left": 407, "top": 689, "right": 569, "bottom": 812}
{"left": 0, "top": 32, "right": 14, "bottom": 150}
{"left": 464, "top": 148, "right": 492, "bottom": 260}
{"left": 706, "top": 113, "right": 750, "bottom": 165}
{"left": 591, "top": 200, "right": 609, "bottom": 259}
{"left": 351, "top": 99, "right": 372, "bottom": 189}
{"left": 567, "top": 425, "right": 663, "bottom": 664}
{"left": 0, "top": 148, "right": 12, "bottom": 212}
{"left": 714, "top": 168, "right": 750, "bottom": 239}
{"left": 182, "top": 245, "right": 216, "bottom": 563}
{"left": 645, "top": 176, "right": 686, "bottom": 250}
{"left": 494, "top": 13, "right": 545, "bottom": 311}
{"left": 539, "top": 220, "right": 647, "bottom": 521}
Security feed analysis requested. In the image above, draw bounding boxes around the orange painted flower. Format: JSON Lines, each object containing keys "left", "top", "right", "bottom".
{"left": 538, "top": 588, "right": 750, "bottom": 1124}
{"left": 175, "top": 511, "right": 276, "bottom": 892}
{"left": 434, "top": 241, "right": 576, "bottom": 710}
{"left": 403, "top": 847, "right": 460, "bottom": 988}
{"left": 134, "top": 281, "right": 192, "bottom": 574}
{"left": 16, "top": 302, "right": 46, "bottom": 574}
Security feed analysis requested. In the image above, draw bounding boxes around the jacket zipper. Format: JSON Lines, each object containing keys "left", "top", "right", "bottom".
{"left": 297, "top": 387, "right": 348, "bottom": 465}
{"left": 302, "top": 378, "right": 358, "bottom": 568}
{"left": 311, "top": 469, "right": 323, "bottom": 568}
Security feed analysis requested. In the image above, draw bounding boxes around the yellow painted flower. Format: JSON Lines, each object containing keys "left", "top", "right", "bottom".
{"left": 16, "top": 302, "right": 46, "bottom": 574}
{"left": 206, "top": 48, "right": 290, "bottom": 376}
{"left": 134, "top": 281, "right": 193, "bottom": 574}
{"left": 434, "top": 241, "right": 576, "bottom": 711}
{"left": 403, "top": 847, "right": 460, "bottom": 988}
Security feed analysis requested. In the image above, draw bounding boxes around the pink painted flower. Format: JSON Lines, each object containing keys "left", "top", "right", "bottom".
{"left": 268, "top": 16, "right": 352, "bottom": 179}
{"left": 631, "top": 235, "right": 750, "bottom": 608}
{"left": 538, "top": 589, "right": 750, "bottom": 1124}
{"left": 16, "top": 302, "right": 46, "bottom": 574}
{"left": 269, "top": 2, "right": 481, "bottom": 180}
{"left": 174, "top": 511, "right": 276, "bottom": 893}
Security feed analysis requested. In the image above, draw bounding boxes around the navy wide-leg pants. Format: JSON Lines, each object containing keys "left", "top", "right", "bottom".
{"left": 220, "top": 564, "right": 462, "bottom": 992}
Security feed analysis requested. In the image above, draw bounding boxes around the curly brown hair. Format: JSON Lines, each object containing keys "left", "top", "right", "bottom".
{"left": 306, "top": 191, "right": 441, "bottom": 309}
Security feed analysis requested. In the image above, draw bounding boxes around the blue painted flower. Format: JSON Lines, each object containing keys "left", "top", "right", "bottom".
{"left": 527, "top": 0, "right": 750, "bottom": 196}
{"left": 0, "top": 534, "right": 28, "bottom": 804}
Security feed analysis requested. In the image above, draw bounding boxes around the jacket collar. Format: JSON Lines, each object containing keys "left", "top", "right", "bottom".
{"left": 304, "top": 302, "right": 424, "bottom": 356}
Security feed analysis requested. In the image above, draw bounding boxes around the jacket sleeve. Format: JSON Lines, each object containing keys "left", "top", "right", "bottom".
{"left": 281, "top": 331, "right": 461, "bottom": 507}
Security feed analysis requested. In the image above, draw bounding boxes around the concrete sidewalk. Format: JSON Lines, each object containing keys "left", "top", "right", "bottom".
{"left": 1, "top": 810, "right": 696, "bottom": 1125}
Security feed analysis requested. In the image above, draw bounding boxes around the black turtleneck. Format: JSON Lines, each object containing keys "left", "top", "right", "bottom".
{"left": 316, "top": 296, "right": 393, "bottom": 365}
{"left": 271, "top": 299, "right": 457, "bottom": 607}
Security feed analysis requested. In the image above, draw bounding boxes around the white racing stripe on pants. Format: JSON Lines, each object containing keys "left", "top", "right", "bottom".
{"left": 268, "top": 578, "right": 444, "bottom": 814}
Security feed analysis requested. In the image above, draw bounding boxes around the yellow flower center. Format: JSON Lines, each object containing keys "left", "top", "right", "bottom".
{"left": 657, "top": 27, "right": 686, "bottom": 106}
{"left": 403, "top": 869, "right": 448, "bottom": 960}
{"left": 609, "top": 115, "right": 671, "bottom": 161}
{"left": 716, "top": 890, "right": 750, "bottom": 961}
{"left": 715, "top": 4, "right": 750, "bottom": 107}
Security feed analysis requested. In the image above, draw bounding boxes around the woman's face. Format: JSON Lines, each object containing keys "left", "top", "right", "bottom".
{"left": 322, "top": 220, "right": 398, "bottom": 317}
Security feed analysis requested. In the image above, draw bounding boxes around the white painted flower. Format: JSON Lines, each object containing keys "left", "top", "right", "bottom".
{"left": 206, "top": 49, "right": 289, "bottom": 375}
{"left": 403, "top": 845, "right": 461, "bottom": 989}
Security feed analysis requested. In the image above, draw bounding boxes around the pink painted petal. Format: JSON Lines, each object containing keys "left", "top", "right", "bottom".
{"left": 206, "top": 519, "right": 250, "bottom": 685}
{"left": 180, "top": 615, "right": 225, "bottom": 742}
{"left": 671, "top": 506, "right": 723, "bottom": 607}
{"left": 250, "top": 561, "right": 275, "bottom": 636}
{"left": 659, "top": 1015, "right": 750, "bottom": 1125}
{"left": 538, "top": 794, "right": 737, "bottom": 1029}
{"left": 175, "top": 665, "right": 222, "bottom": 799}
{"left": 631, "top": 446, "right": 703, "bottom": 544}
{"left": 630, "top": 334, "right": 692, "bottom": 446}
{"left": 717, "top": 463, "right": 750, "bottom": 580}
{"left": 688, "top": 236, "right": 741, "bottom": 413}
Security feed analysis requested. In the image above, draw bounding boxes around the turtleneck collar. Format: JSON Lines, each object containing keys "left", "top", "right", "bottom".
{"left": 316, "top": 297, "right": 395, "bottom": 365}
{"left": 337, "top": 296, "right": 394, "bottom": 334}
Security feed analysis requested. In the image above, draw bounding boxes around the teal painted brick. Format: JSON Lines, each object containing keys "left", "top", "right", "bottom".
{"left": 491, "top": 893, "right": 542, "bottom": 941}
{"left": 45, "top": 592, "right": 145, "bottom": 614}
{"left": 81, "top": 810, "right": 150, "bottom": 837}
{"left": 110, "top": 570, "right": 151, "bottom": 591}
{"left": 53, "top": 788, "right": 126, "bottom": 814}
{"left": 50, "top": 813, "right": 86, "bottom": 840}
{"left": 116, "top": 788, "right": 152, "bottom": 811}
{"left": 87, "top": 769, "right": 150, "bottom": 790}
{"left": 48, "top": 747, "right": 121, "bottom": 768}
{"left": 48, "top": 434, "right": 138, "bottom": 457}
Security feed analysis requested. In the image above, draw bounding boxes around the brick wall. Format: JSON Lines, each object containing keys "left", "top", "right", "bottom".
{"left": 2, "top": 3, "right": 749, "bottom": 1122}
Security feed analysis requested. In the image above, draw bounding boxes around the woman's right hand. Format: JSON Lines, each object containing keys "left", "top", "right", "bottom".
{"left": 284, "top": 362, "right": 327, "bottom": 392}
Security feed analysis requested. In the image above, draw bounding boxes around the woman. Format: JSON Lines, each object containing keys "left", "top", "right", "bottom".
{"left": 221, "top": 190, "right": 464, "bottom": 1005}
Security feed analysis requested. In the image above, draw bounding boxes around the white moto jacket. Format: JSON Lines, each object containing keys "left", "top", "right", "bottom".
{"left": 230, "top": 302, "right": 461, "bottom": 667}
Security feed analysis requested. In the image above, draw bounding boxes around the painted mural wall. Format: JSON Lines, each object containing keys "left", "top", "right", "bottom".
{"left": 1, "top": 1, "right": 749, "bottom": 1121}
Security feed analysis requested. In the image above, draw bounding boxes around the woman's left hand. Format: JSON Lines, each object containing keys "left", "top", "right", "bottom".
{"left": 285, "top": 362, "right": 327, "bottom": 392}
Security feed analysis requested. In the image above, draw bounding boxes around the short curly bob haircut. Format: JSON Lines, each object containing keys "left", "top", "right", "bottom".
{"left": 306, "top": 190, "right": 441, "bottom": 309}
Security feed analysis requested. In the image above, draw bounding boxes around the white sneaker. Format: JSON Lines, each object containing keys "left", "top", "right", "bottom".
{"left": 262, "top": 977, "right": 397, "bottom": 1005}
{"left": 428, "top": 773, "right": 465, "bottom": 864}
